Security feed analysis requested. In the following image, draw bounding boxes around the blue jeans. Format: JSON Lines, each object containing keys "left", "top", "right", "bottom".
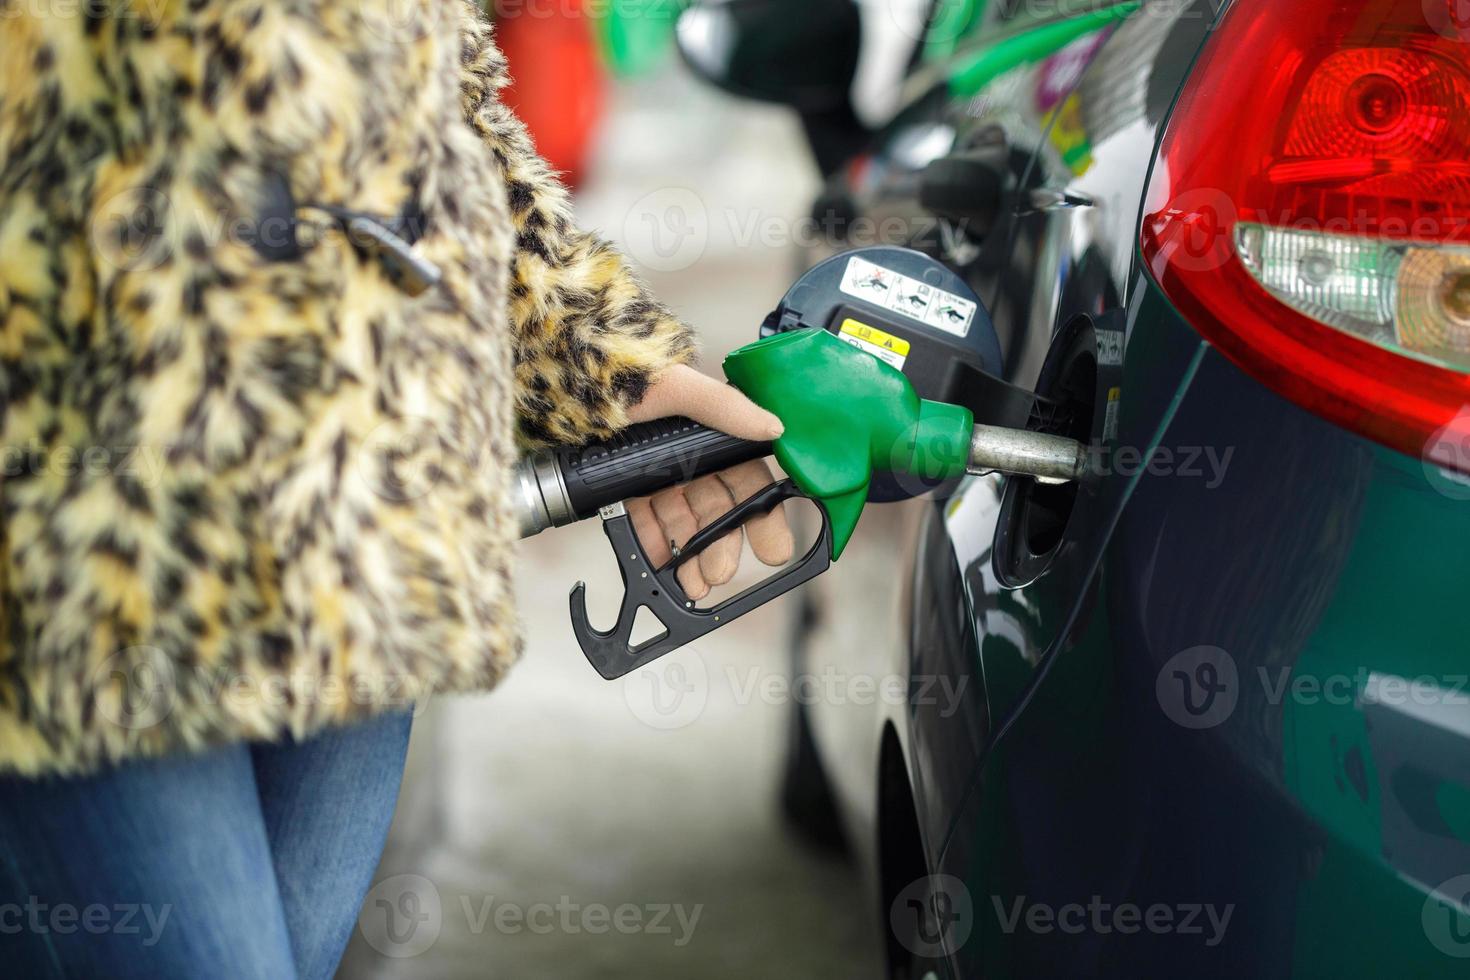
{"left": 0, "top": 712, "right": 412, "bottom": 979}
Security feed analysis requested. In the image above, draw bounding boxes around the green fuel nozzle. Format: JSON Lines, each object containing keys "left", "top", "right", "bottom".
{"left": 724, "top": 329, "right": 973, "bottom": 559}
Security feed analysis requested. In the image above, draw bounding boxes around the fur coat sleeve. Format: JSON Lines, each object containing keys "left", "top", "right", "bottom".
{"left": 458, "top": 13, "right": 696, "bottom": 447}
{"left": 0, "top": 0, "right": 693, "bottom": 775}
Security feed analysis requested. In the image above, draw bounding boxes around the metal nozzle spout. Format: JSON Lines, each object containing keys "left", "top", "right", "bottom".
{"left": 966, "top": 424, "right": 1089, "bottom": 484}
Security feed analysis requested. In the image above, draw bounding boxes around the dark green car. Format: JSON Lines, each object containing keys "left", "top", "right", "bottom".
{"left": 680, "top": 0, "right": 1470, "bottom": 975}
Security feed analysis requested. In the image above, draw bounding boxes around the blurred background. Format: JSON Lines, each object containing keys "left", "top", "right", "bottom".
{"left": 340, "top": 3, "right": 918, "bottom": 976}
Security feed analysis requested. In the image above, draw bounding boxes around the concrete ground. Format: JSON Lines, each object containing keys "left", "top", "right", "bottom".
{"left": 340, "top": 64, "right": 884, "bottom": 980}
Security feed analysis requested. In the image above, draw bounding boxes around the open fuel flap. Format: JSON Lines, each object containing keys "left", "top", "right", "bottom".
{"left": 993, "top": 314, "right": 1120, "bottom": 587}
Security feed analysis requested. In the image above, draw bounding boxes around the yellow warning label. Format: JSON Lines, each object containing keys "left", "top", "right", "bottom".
{"left": 840, "top": 320, "right": 911, "bottom": 356}
{"left": 839, "top": 319, "right": 911, "bottom": 370}
{"left": 1103, "top": 386, "right": 1122, "bottom": 441}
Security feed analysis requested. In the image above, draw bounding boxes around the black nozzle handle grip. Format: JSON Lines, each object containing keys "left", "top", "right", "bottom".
{"left": 558, "top": 418, "right": 772, "bottom": 520}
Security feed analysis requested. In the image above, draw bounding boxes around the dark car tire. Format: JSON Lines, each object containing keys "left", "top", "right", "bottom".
{"left": 778, "top": 593, "right": 850, "bottom": 855}
{"left": 779, "top": 696, "right": 850, "bottom": 855}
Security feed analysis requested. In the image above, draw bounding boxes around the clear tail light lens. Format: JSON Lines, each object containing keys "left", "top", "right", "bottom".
{"left": 1235, "top": 225, "right": 1470, "bottom": 370}
{"left": 1141, "top": 0, "right": 1470, "bottom": 468}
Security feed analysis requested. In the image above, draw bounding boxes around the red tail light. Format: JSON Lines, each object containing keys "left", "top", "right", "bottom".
{"left": 1141, "top": 0, "right": 1470, "bottom": 470}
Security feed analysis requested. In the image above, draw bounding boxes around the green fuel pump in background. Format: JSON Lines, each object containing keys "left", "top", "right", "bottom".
{"left": 592, "top": 0, "right": 686, "bottom": 77}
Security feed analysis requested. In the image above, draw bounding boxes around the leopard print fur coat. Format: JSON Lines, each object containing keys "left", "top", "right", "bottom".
{"left": 0, "top": 0, "right": 695, "bottom": 774}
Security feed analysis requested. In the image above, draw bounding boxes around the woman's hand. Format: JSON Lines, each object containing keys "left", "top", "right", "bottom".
{"left": 625, "top": 364, "right": 795, "bottom": 601}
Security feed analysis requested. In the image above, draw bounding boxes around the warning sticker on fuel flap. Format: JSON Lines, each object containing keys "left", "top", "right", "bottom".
{"left": 1103, "top": 386, "right": 1122, "bottom": 441}
{"left": 838, "top": 256, "right": 977, "bottom": 337}
{"left": 839, "top": 319, "right": 910, "bottom": 370}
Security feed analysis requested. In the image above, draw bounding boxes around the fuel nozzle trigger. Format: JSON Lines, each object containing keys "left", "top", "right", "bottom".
{"left": 569, "top": 481, "right": 832, "bottom": 680}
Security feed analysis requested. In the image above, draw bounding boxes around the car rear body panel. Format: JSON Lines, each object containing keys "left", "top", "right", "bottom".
{"left": 790, "top": 0, "right": 1470, "bottom": 974}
